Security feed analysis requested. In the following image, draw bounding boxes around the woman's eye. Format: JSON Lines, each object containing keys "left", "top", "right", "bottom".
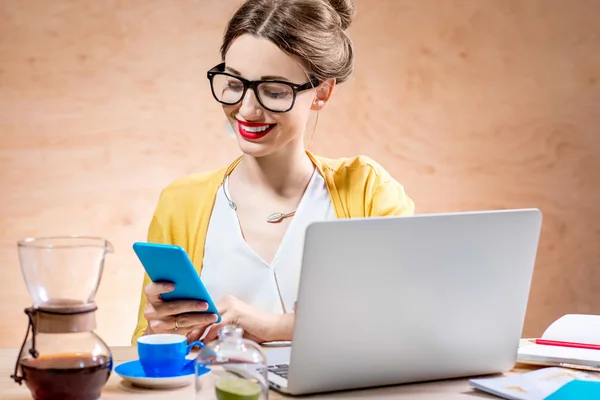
{"left": 226, "top": 81, "right": 243, "bottom": 91}
{"left": 265, "top": 91, "right": 286, "bottom": 98}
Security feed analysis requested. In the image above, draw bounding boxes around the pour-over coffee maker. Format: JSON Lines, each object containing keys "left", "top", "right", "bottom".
{"left": 11, "top": 236, "right": 114, "bottom": 400}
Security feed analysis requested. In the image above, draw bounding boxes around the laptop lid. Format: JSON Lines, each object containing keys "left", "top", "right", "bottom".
{"left": 285, "top": 208, "right": 542, "bottom": 395}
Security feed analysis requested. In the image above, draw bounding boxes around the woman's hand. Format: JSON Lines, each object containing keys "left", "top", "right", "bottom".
{"left": 195, "top": 295, "right": 294, "bottom": 344}
{"left": 143, "top": 281, "right": 218, "bottom": 336}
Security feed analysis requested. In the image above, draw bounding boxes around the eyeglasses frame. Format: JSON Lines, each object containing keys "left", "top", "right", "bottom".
{"left": 206, "top": 62, "right": 320, "bottom": 113}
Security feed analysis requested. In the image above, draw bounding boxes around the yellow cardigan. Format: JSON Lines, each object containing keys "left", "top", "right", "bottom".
{"left": 131, "top": 151, "right": 414, "bottom": 343}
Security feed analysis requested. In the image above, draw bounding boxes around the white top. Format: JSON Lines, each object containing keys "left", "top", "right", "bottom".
{"left": 201, "top": 170, "right": 336, "bottom": 314}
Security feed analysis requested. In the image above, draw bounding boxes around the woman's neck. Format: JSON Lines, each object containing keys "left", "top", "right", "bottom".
{"left": 236, "top": 145, "right": 315, "bottom": 199}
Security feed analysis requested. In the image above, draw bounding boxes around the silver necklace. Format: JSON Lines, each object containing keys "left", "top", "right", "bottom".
{"left": 222, "top": 169, "right": 314, "bottom": 224}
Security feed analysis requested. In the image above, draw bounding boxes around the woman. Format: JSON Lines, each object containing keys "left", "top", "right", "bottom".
{"left": 132, "top": 0, "right": 414, "bottom": 345}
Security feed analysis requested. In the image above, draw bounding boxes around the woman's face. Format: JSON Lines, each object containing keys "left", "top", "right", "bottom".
{"left": 221, "top": 34, "right": 332, "bottom": 158}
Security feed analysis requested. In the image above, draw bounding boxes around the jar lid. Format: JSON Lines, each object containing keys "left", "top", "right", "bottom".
{"left": 197, "top": 325, "right": 267, "bottom": 367}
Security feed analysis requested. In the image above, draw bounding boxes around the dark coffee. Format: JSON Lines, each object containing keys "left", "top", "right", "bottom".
{"left": 20, "top": 353, "right": 112, "bottom": 400}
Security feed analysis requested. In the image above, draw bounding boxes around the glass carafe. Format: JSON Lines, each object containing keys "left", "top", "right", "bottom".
{"left": 11, "top": 236, "right": 114, "bottom": 400}
{"left": 195, "top": 325, "right": 269, "bottom": 400}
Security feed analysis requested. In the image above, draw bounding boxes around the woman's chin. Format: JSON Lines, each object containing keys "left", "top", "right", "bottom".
{"left": 236, "top": 137, "right": 277, "bottom": 158}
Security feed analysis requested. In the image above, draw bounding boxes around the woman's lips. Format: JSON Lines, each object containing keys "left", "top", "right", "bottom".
{"left": 237, "top": 119, "right": 276, "bottom": 140}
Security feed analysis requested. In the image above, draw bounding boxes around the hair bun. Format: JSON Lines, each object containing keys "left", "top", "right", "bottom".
{"left": 327, "top": 0, "right": 355, "bottom": 30}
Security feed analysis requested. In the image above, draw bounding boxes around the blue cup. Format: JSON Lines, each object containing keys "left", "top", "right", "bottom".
{"left": 137, "top": 333, "right": 204, "bottom": 377}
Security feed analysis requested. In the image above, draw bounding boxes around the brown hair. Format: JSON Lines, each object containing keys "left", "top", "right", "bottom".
{"left": 221, "top": 0, "right": 355, "bottom": 84}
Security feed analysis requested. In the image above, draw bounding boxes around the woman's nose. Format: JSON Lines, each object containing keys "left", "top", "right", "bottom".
{"left": 238, "top": 89, "right": 263, "bottom": 118}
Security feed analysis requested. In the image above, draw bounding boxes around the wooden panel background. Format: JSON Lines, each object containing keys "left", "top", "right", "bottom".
{"left": 0, "top": 0, "right": 599, "bottom": 347}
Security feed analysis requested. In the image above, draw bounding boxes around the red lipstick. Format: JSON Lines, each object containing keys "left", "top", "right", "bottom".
{"left": 237, "top": 120, "right": 275, "bottom": 140}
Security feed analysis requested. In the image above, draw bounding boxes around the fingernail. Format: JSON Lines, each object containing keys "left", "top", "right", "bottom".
{"left": 212, "top": 314, "right": 218, "bottom": 322}
{"left": 166, "top": 283, "right": 175, "bottom": 290}
{"left": 198, "top": 303, "right": 208, "bottom": 311}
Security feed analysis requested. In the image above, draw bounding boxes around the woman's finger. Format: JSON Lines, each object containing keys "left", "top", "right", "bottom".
{"left": 153, "top": 300, "right": 208, "bottom": 318}
{"left": 148, "top": 318, "right": 176, "bottom": 334}
{"left": 144, "top": 281, "right": 174, "bottom": 303}
{"left": 176, "top": 312, "right": 219, "bottom": 329}
{"left": 202, "top": 313, "right": 234, "bottom": 343}
{"left": 186, "top": 328, "right": 201, "bottom": 342}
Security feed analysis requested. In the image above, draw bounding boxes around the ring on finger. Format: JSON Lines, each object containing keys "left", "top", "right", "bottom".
{"left": 174, "top": 316, "right": 179, "bottom": 331}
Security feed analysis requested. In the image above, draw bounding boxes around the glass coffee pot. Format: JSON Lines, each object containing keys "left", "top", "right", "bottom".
{"left": 195, "top": 325, "right": 269, "bottom": 400}
{"left": 11, "top": 236, "right": 114, "bottom": 400}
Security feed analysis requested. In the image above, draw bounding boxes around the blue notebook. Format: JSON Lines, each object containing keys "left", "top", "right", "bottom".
{"left": 545, "top": 380, "right": 600, "bottom": 399}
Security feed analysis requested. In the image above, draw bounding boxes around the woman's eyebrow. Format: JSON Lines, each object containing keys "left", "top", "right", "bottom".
{"left": 225, "top": 66, "right": 242, "bottom": 75}
{"left": 260, "top": 74, "right": 291, "bottom": 81}
{"left": 225, "top": 66, "right": 291, "bottom": 82}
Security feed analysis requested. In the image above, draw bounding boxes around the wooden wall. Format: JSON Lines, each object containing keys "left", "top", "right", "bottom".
{"left": 0, "top": 0, "right": 599, "bottom": 347}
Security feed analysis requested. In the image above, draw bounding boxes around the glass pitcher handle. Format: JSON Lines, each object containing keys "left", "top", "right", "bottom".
{"left": 11, "top": 308, "right": 39, "bottom": 384}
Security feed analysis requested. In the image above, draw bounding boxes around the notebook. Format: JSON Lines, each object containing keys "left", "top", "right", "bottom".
{"left": 517, "top": 314, "right": 600, "bottom": 371}
{"left": 469, "top": 367, "right": 600, "bottom": 400}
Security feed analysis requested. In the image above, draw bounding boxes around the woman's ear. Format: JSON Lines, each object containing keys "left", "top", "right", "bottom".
{"left": 310, "top": 79, "right": 336, "bottom": 111}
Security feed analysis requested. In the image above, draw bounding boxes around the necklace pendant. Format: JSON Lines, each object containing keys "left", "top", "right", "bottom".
{"left": 266, "top": 213, "right": 285, "bottom": 223}
{"left": 228, "top": 199, "right": 237, "bottom": 211}
{"left": 266, "top": 211, "right": 295, "bottom": 223}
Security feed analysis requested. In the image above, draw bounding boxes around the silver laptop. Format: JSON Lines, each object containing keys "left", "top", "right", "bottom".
{"left": 265, "top": 208, "right": 542, "bottom": 395}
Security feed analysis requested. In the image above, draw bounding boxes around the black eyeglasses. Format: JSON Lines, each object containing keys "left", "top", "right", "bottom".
{"left": 207, "top": 63, "right": 320, "bottom": 113}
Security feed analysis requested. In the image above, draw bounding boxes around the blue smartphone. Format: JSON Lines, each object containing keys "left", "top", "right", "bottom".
{"left": 132, "top": 242, "right": 221, "bottom": 323}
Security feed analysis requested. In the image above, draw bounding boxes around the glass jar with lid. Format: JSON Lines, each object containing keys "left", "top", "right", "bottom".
{"left": 195, "top": 325, "right": 269, "bottom": 400}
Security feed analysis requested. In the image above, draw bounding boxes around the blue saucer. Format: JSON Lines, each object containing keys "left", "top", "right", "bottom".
{"left": 115, "top": 359, "right": 210, "bottom": 389}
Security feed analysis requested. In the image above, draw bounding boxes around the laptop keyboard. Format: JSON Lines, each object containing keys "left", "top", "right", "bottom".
{"left": 268, "top": 364, "right": 289, "bottom": 379}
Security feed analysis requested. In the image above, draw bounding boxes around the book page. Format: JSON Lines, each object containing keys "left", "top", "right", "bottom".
{"left": 518, "top": 344, "right": 600, "bottom": 368}
{"left": 542, "top": 314, "right": 600, "bottom": 345}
